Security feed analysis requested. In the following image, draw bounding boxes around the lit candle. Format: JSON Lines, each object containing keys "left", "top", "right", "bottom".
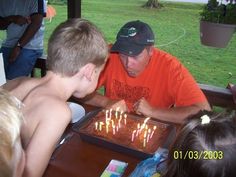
{"left": 112, "top": 125, "right": 116, "bottom": 135}
{"left": 99, "top": 122, "right": 104, "bottom": 131}
{"left": 118, "top": 118, "right": 122, "bottom": 128}
{"left": 116, "top": 125, "right": 119, "bottom": 132}
{"left": 95, "top": 122, "right": 98, "bottom": 130}
{"left": 140, "top": 124, "right": 145, "bottom": 131}
{"left": 105, "top": 110, "right": 109, "bottom": 119}
{"left": 144, "top": 117, "right": 150, "bottom": 124}
{"left": 143, "top": 130, "right": 147, "bottom": 148}
{"left": 111, "top": 120, "right": 114, "bottom": 127}
{"left": 124, "top": 114, "right": 127, "bottom": 125}
{"left": 144, "top": 130, "right": 147, "bottom": 138}
{"left": 137, "top": 123, "right": 140, "bottom": 129}
{"left": 147, "top": 129, "right": 151, "bottom": 143}
{"left": 136, "top": 129, "right": 139, "bottom": 137}
{"left": 150, "top": 126, "right": 157, "bottom": 139}
{"left": 120, "top": 111, "right": 123, "bottom": 119}
{"left": 115, "top": 107, "right": 120, "bottom": 119}
{"left": 106, "top": 124, "right": 109, "bottom": 134}
{"left": 143, "top": 138, "right": 146, "bottom": 148}
{"left": 141, "top": 117, "right": 150, "bottom": 131}
{"left": 131, "top": 130, "right": 136, "bottom": 142}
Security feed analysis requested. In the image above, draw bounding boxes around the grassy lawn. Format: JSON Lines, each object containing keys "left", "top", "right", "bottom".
{"left": 1, "top": 0, "right": 235, "bottom": 87}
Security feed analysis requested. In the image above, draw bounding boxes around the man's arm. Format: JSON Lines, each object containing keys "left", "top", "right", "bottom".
{"left": 9, "top": 13, "right": 43, "bottom": 63}
{"left": 80, "top": 92, "right": 129, "bottom": 112}
{"left": 0, "top": 15, "right": 29, "bottom": 30}
{"left": 134, "top": 97, "right": 211, "bottom": 124}
{"left": 17, "top": 13, "right": 43, "bottom": 47}
{"left": 0, "top": 16, "right": 11, "bottom": 30}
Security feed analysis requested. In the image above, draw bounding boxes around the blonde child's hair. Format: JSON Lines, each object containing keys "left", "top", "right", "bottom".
{"left": 0, "top": 89, "right": 23, "bottom": 177}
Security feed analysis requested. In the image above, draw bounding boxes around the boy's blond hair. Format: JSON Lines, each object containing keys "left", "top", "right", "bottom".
{"left": 47, "top": 18, "right": 108, "bottom": 76}
{"left": 0, "top": 89, "right": 23, "bottom": 177}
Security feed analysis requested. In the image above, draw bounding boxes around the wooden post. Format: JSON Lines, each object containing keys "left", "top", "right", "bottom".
{"left": 67, "top": 0, "right": 81, "bottom": 19}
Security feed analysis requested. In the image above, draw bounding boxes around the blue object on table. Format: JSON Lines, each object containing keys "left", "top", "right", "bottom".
{"left": 128, "top": 148, "right": 168, "bottom": 177}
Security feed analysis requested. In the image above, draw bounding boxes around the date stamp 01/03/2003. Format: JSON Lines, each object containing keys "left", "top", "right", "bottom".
{"left": 173, "top": 150, "right": 224, "bottom": 160}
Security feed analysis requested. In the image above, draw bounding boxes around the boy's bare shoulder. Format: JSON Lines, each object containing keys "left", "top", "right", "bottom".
{"left": 26, "top": 94, "right": 72, "bottom": 125}
{"left": 2, "top": 77, "right": 40, "bottom": 100}
{"left": 43, "top": 98, "right": 71, "bottom": 120}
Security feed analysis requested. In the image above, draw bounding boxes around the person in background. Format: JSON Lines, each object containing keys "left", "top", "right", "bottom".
{"left": 0, "top": 89, "right": 25, "bottom": 177}
{"left": 163, "top": 111, "right": 236, "bottom": 177}
{"left": 0, "top": 0, "right": 46, "bottom": 80}
{"left": 81, "top": 20, "right": 211, "bottom": 123}
{"left": 2, "top": 18, "right": 108, "bottom": 177}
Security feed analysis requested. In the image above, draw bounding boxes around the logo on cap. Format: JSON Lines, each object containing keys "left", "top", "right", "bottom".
{"left": 128, "top": 27, "right": 137, "bottom": 37}
{"left": 120, "top": 27, "right": 137, "bottom": 38}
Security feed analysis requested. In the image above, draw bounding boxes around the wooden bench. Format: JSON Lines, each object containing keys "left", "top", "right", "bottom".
{"left": 198, "top": 84, "right": 235, "bottom": 110}
{"left": 31, "top": 57, "right": 236, "bottom": 110}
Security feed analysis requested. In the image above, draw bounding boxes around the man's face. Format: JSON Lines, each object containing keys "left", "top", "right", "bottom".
{"left": 119, "top": 47, "right": 152, "bottom": 77}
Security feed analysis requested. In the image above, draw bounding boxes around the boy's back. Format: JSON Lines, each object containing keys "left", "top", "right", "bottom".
{"left": 19, "top": 73, "right": 72, "bottom": 177}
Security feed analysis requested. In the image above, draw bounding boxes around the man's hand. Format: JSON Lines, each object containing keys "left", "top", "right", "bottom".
{"left": 106, "top": 99, "right": 129, "bottom": 113}
{"left": 133, "top": 97, "right": 153, "bottom": 117}
{"left": 7, "top": 15, "right": 30, "bottom": 26}
{"left": 8, "top": 47, "right": 21, "bottom": 63}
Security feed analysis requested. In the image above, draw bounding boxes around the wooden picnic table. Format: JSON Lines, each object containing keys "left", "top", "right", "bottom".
{"left": 43, "top": 103, "right": 141, "bottom": 177}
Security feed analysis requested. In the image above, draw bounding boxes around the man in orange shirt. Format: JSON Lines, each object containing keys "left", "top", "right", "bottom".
{"left": 83, "top": 20, "right": 211, "bottom": 123}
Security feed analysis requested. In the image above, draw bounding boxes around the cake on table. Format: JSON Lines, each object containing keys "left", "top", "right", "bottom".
{"left": 78, "top": 108, "right": 172, "bottom": 155}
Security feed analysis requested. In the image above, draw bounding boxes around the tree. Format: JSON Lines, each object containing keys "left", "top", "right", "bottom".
{"left": 143, "top": 0, "right": 163, "bottom": 9}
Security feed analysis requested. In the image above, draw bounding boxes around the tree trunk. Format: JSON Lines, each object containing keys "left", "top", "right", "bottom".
{"left": 143, "top": 0, "right": 163, "bottom": 8}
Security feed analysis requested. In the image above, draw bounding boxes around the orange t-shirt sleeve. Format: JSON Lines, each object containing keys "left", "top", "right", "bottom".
{"left": 168, "top": 59, "right": 207, "bottom": 106}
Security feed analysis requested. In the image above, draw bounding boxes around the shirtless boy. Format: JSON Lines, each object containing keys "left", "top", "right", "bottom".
{"left": 2, "top": 18, "right": 108, "bottom": 177}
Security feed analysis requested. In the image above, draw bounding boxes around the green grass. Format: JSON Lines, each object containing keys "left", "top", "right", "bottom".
{"left": 1, "top": 0, "right": 235, "bottom": 87}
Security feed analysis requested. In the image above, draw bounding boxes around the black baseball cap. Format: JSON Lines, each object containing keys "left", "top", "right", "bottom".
{"left": 111, "top": 20, "right": 155, "bottom": 56}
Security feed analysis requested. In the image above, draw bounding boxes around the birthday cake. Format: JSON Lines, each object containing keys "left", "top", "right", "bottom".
{"left": 78, "top": 109, "right": 171, "bottom": 155}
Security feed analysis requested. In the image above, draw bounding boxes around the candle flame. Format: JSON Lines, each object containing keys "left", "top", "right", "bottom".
{"left": 144, "top": 117, "right": 150, "bottom": 124}
{"left": 137, "top": 123, "right": 140, "bottom": 129}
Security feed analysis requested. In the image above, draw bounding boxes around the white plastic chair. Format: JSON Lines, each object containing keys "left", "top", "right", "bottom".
{"left": 0, "top": 53, "right": 6, "bottom": 86}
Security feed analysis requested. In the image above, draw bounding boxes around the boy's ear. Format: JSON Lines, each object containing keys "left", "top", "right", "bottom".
{"left": 80, "top": 63, "right": 96, "bottom": 81}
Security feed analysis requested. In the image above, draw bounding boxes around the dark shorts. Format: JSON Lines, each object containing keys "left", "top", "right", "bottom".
{"left": 1, "top": 47, "right": 43, "bottom": 80}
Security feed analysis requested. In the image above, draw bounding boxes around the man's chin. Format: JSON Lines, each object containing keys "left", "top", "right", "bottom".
{"left": 127, "top": 72, "right": 138, "bottom": 77}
